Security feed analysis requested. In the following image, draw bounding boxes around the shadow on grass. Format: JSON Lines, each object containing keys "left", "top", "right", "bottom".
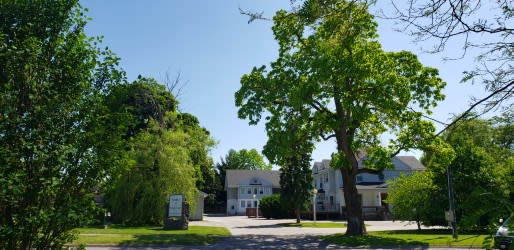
{"left": 233, "top": 224, "right": 283, "bottom": 229}
{"left": 378, "top": 229, "right": 452, "bottom": 235}
{"left": 117, "top": 233, "right": 225, "bottom": 246}
{"left": 322, "top": 234, "right": 429, "bottom": 249}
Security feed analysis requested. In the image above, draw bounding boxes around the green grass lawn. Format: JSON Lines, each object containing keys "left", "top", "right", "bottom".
{"left": 279, "top": 222, "right": 347, "bottom": 228}
{"left": 323, "top": 229, "right": 492, "bottom": 249}
{"left": 71, "top": 225, "right": 231, "bottom": 246}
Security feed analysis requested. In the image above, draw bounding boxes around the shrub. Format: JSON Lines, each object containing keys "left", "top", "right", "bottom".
{"left": 259, "top": 194, "right": 292, "bottom": 219}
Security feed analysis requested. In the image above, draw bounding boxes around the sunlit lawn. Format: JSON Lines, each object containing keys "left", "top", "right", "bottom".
{"left": 72, "top": 225, "right": 230, "bottom": 246}
{"left": 323, "top": 229, "right": 491, "bottom": 249}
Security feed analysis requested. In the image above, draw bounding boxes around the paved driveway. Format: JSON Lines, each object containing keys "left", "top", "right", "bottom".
{"left": 86, "top": 215, "right": 460, "bottom": 249}
{"left": 190, "top": 215, "right": 432, "bottom": 236}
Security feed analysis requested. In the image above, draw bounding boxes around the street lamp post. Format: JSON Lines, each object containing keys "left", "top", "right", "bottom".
{"left": 312, "top": 188, "right": 318, "bottom": 223}
{"left": 252, "top": 194, "right": 258, "bottom": 219}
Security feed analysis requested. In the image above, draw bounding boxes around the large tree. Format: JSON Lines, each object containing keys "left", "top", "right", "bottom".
{"left": 235, "top": 0, "right": 445, "bottom": 235}
{"left": 110, "top": 120, "right": 201, "bottom": 225}
{"left": 105, "top": 78, "right": 215, "bottom": 225}
{"left": 0, "top": 0, "right": 124, "bottom": 248}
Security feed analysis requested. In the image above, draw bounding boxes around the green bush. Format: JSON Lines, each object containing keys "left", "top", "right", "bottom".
{"left": 259, "top": 194, "right": 292, "bottom": 219}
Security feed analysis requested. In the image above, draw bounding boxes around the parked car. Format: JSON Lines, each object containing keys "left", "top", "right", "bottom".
{"left": 495, "top": 214, "right": 514, "bottom": 250}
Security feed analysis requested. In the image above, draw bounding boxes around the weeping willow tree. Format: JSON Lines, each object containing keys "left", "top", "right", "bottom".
{"left": 106, "top": 78, "right": 215, "bottom": 225}
{"left": 110, "top": 120, "right": 200, "bottom": 225}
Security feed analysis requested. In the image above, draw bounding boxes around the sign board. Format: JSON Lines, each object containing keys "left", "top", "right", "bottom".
{"left": 169, "top": 195, "right": 183, "bottom": 217}
{"left": 444, "top": 211, "right": 453, "bottom": 221}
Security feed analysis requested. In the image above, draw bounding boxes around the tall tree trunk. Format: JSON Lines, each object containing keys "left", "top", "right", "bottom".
{"left": 296, "top": 207, "right": 301, "bottom": 223}
{"left": 342, "top": 168, "right": 366, "bottom": 235}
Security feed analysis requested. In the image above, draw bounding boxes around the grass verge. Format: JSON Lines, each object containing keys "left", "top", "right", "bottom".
{"left": 279, "top": 222, "right": 347, "bottom": 228}
{"left": 71, "top": 225, "right": 231, "bottom": 246}
{"left": 322, "top": 229, "right": 491, "bottom": 249}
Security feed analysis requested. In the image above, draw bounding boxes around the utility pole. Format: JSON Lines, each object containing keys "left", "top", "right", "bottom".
{"left": 447, "top": 165, "right": 458, "bottom": 239}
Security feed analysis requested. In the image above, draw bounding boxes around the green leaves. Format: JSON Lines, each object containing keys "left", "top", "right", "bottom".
{"left": 105, "top": 79, "right": 215, "bottom": 226}
{"left": 0, "top": 1, "right": 125, "bottom": 248}
{"left": 416, "top": 115, "right": 514, "bottom": 229}
{"left": 235, "top": 0, "right": 446, "bottom": 235}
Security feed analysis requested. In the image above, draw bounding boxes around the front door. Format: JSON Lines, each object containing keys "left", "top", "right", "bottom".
{"left": 380, "top": 193, "right": 388, "bottom": 207}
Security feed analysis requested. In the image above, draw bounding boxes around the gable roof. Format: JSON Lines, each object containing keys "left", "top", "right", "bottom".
{"left": 312, "top": 155, "right": 425, "bottom": 171}
{"left": 396, "top": 156, "right": 425, "bottom": 170}
{"left": 225, "top": 170, "right": 281, "bottom": 189}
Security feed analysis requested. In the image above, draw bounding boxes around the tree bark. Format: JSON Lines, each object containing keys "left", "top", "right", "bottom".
{"left": 296, "top": 207, "right": 301, "bottom": 223}
{"left": 342, "top": 167, "right": 366, "bottom": 235}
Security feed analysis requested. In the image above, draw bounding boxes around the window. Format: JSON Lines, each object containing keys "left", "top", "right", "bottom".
{"left": 259, "top": 188, "right": 263, "bottom": 194}
{"left": 247, "top": 200, "right": 252, "bottom": 208}
{"left": 240, "top": 188, "right": 245, "bottom": 194}
{"left": 247, "top": 188, "right": 251, "bottom": 194}
{"left": 254, "top": 188, "right": 257, "bottom": 194}
{"left": 254, "top": 200, "right": 258, "bottom": 207}
{"left": 240, "top": 200, "right": 245, "bottom": 208}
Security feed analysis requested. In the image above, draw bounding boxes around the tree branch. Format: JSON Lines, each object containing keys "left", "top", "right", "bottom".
{"left": 357, "top": 167, "right": 383, "bottom": 175}
{"left": 320, "top": 133, "right": 336, "bottom": 141}
{"left": 435, "top": 80, "right": 514, "bottom": 136}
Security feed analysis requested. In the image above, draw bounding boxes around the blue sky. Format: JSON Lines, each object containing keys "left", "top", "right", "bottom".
{"left": 81, "top": 1, "right": 486, "bottom": 164}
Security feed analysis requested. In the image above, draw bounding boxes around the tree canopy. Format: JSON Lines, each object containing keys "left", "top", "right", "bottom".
{"left": 0, "top": 0, "right": 124, "bottom": 248}
{"left": 105, "top": 78, "right": 215, "bottom": 225}
{"left": 389, "top": 114, "right": 514, "bottom": 229}
{"left": 235, "top": 0, "right": 446, "bottom": 235}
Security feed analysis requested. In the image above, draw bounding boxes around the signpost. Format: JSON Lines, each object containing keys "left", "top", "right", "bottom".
{"left": 169, "top": 195, "right": 183, "bottom": 217}
{"left": 164, "top": 194, "right": 188, "bottom": 230}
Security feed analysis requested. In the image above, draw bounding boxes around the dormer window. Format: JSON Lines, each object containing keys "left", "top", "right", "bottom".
{"left": 250, "top": 177, "right": 262, "bottom": 185}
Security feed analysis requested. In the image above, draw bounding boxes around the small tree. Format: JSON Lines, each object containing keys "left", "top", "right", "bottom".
{"left": 422, "top": 116, "right": 514, "bottom": 229}
{"left": 387, "top": 171, "right": 439, "bottom": 230}
{"left": 263, "top": 109, "right": 314, "bottom": 223}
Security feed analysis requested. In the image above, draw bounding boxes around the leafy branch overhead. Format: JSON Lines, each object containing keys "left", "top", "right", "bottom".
{"left": 387, "top": 0, "right": 514, "bottom": 115}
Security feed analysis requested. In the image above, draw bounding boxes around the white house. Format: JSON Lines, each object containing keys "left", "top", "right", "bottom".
{"left": 312, "top": 156, "right": 425, "bottom": 218}
{"left": 225, "top": 170, "right": 280, "bottom": 216}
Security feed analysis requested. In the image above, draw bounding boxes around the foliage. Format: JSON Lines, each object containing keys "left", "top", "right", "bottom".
{"left": 259, "top": 194, "right": 292, "bottom": 219}
{"left": 262, "top": 108, "right": 315, "bottom": 223}
{"left": 235, "top": 0, "right": 445, "bottom": 235}
{"left": 0, "top": 1, "right": 125, "bottom": 248}
{"left": 420, "top": 115, "right": 514, "bottom": 229}
{"left": 386, "top": 171, "right": 439, "bottom": 228}
{"left": 279, "top": 161, "right": 313, "bottom": 223}
{"left": 105, "top": 76, "right": 177, "bottom": 137}
{"left": 389, "top": 0, "right": 514, "bottom": 113}
{"left": 72, "top": 225, "right": 230, "bottom": 246}
{"left": 110, "top": 120, "right": 199, "bottom": 225}
{"left": 106, "top": 78, "right": 216, "bottom": 226}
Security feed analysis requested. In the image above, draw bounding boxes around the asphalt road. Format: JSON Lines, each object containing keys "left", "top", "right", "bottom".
{"left": 84, "top": 215, "right": 473, "bottom": 250}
